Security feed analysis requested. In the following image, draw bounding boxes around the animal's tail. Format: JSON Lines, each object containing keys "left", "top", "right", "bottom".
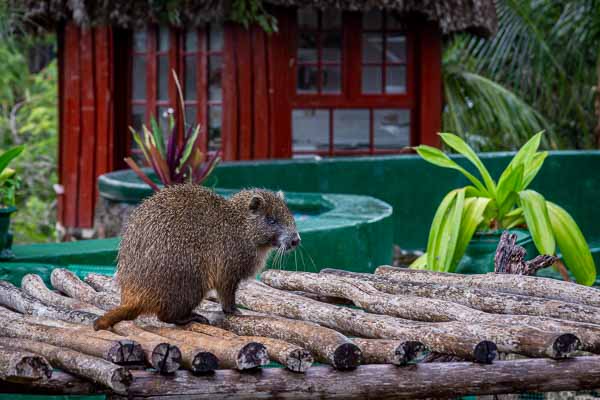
{"left": 93, "top": 305, "right": 141, "bottom": 331}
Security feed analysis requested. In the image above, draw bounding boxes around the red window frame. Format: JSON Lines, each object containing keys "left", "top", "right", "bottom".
{"left": 290, "top": 9, "right": 417, "bottom": 157}
{"left": 127, "top": 25, "right": 223, "bottom": 158}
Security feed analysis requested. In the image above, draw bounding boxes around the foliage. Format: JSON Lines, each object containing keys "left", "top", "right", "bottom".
{"left": 126, "top": 72, "right": 221, "bottom": 191}
{"left": 0, "top": 145, "right": 24, "bottom": 207}
{"left": 0, "top": 34, "right": 58, "bottom": 243}
{"left": 444, "top": 0, "right": 600, "bottom": 150}
{"left": 230, "top": 0, "right": 278, "bottom": 33}
{"left": 412, "top": 132, "right": 596, "bottom": 285}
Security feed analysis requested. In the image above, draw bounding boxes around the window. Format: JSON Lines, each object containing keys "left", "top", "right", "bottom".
{"left": 129, "top": 25, "right": 223, "bottom": 159}
{"left": 291, "top": 8, "right": 413, "bottom": 157}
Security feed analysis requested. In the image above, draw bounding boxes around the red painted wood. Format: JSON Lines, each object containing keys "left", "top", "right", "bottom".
{"left": 78, "top": 28, "right": 97, "bottom": 228}
{"left": 147, "top": 26, "right": 157, "bottom": 123}
{"left": 62, "top": 23, "right": 82, "bottom": 228}
{"left": 94, "top": 27, "right": 112, "bottom": 213}
{"left": 222, "top": 23, "right": 239, "bottom": 160}
{"left": 235, "top": 26, "right": 253, "bottom": 160}
{"left": 344, "top": 12, "right": 361, "bottom": 99}
{"left": 197, "top": 29, "right": 208, "bottom": 151}
{"left": 417, "top": 22, "right": 442, "bottom": 147}
{"left": 252, "top": 26, "right": 270, "bottom": 159}
{"left": 56, "top": 25, "right": 65, "bottom": 225}
{"left": 269, "top": 9, "right": 293, "bottom": 158}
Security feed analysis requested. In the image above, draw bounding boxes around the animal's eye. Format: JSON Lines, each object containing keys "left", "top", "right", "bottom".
{"left": 266, "top": 216, "right": 277, "bottom": 225}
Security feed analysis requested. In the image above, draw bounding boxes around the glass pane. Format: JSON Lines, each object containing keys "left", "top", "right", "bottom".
{"left": 208, "top": 56, "right": 223, "bottom": 101}
{"left": 131, "top": 104, "right": 146, "bottom": 133}
{"left": 158, "top": 55, "right": 169, "bottom": 101}
{"left": 292, "top": 109, "right": 329, "bottom": 152}
{"left": 133, "top": 31, "right": 147, "bottom": 52}
{"left": 209, "top": 24, "right": 224, "bottom": 51}
{"left": 298, "top": 33, "right": 317, "bottom": 62}
{"left": 158, "top": 26, "right": 170, "bottom": 52}
{"left": 362, "top": 10, "right": 382, "bottom": 30}
{"left": 297, "top": 65, "right": 318, "bottom": 93}
{"left": 322, "top": 32, "right": 341, "bottom": 62}
{"left": 208, "top": 105, "right": 222, "bottom": 150}
{"left": 362, "top": 33, "right": 382, "bottom": 63}
{"left": 132, "top": 56, "right": 147, "bottom": 99}
{"left": 185, "top": 30, "right": 198, "bottom": 52}
{"left": 374, "top": 109, "right": 410, "bottom": 149}
{"left": 386, "top": 13, "right": 405, "bottom": 30}
{"left": 333, "top": 109, "right": 369, "bottom": 150}
{"left": 386, "top": 34, "right": 406, "bottom": 63}
{"left": 185, "top": 56, "right": 197, "bottom": 101}
{"left": 362, "top": 66, "right": 382, "bottom": 93}
{"left": 185, "top": 106, "right": 197, "bottom": 132}
{"left": 157, "top": 106, "right": 173, "bottom": 137}
{"left": 297, "top": 7, "right": 318, "bottom": 30}
{"left": 322, "top": 9, "right": 341, "bottom": 29}
{"left": 322, "top": 66, "right": 341, "bottom": 93}
{"left": 386, "top": 66, "right": 406, "bottom": 93}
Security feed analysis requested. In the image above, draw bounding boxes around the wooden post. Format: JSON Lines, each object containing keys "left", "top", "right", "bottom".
{"left": 0, "top": 338, "right": 131, "bottom": 394}
{"left": 0, "top": 347, "right": 52, "bottom": 383}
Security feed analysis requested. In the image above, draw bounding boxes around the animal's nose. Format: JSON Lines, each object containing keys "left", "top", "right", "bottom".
{"left": 290, "top": 233, "right": 301, "bottom": 248}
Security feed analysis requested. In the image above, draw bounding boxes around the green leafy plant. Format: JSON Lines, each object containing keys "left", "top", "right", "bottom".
{"left": 125, "top": 72, "right": 220, "bottom": 191}
{"left": 230, "top": 0, "right": 278, "bottom": 33}
{"left": 0, "top": 145, "right": 24, "bottom": 208}
{"left": 412, "top": 132, "right": 596, "bottom": 285}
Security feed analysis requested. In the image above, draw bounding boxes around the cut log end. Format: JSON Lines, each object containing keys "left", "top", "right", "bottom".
{"left": 10, "top": 355, "right": 52, "bottom": 383}
{"left": 191, "top": 351, "right": 219, "bottom": 374}
{"left": 151, "top": 343, "right": 182, "bottom": 374}
{"left": 333, "top": 343, "right": 362, "bottom": 370}
{"left": 552, "top": 333, "right": 581, "bottom": 359}
{"left": 474, "top": 340, "right": 498, "bottom": 364}
{"left": 106, "top": 339, "right": 145, "bottom": 365}
{"left": 109, "top": 367, "right": 133, "bottom": 395}
{"left": 285, "top": 348, "right": 314, "bottom": 373}
{"left": 395, "top": 341, "right": 428, "bottom": 366}
{"left": 237, "top": 342, "right": 269, "bottom": 370}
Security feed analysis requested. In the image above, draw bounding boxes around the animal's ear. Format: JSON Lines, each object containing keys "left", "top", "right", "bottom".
{"left": 276, "top": 190, "right": 285, "bottom": 200}
{"left": 249, "top": 194, "right": 264, "bottom": 212}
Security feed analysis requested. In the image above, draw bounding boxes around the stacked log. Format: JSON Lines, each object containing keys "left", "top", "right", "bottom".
{"left": 0, "top": 347, "right": 52, "bottom": 383}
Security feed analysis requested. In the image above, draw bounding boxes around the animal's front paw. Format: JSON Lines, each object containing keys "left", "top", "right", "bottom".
{"left": 173, "top": 312, "right": 209, "bottom": 325}
{"left": 222, "top": 306, "right": 242, "bottom": 315}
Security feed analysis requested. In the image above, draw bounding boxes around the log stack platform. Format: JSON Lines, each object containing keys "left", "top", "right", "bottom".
{"left": 1, "top": 235, "right": 600, "bottom": 398}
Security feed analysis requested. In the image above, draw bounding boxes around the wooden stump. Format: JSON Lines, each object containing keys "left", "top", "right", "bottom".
{"left": 0, "top": 346, "right": 52, "bottom": 383}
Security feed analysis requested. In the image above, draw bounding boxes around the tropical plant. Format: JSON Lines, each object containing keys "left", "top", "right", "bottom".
{"left": 0, "top": 145, "right": 24, "bottom": 208}
{"left": 444, "top": 0, "right": 600, "bottom": 150}
{"left": 412, "top": 132, "right": 596, "bottom": 286}
{"left": 125, "top": 72, "right": 220, "bottom": 191}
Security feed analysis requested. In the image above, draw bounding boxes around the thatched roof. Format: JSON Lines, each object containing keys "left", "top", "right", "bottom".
{"left": 18, "top": 0, "right": 497, "bottom": 37}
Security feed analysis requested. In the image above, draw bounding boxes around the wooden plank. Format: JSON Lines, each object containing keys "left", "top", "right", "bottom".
{"left": 62, "top": 23, "right": 82, "bottom": 228}
{"left": 252, "top": 26, "right": 270, "bottom": 159}
{"left": 268, "top": 8, "right": 293, "bottom": 158}
{"left": 197, "top": 29, "right": 208, "bottom": 151}
{"left": 56, "top": 25, "right": 66, "bottom": 225}
{"left": 236, "top": 26, "right": 253, "bottom": 160}
{"left": 417, "top": 22, "right": 442, "bottom": 147}
{"left": 78, "top": 28, "right": 97, "bottom": 228}
{"left": 222, "top": 23, "right": 239, "bottom": 160}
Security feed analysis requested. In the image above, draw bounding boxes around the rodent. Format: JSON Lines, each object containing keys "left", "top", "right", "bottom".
{"left": 93, "top": 184, "right": 300, "bottom": 330}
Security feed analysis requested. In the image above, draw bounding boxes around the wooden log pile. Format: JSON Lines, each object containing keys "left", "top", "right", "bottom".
{"left": 2, "top": 233, "right": 600, "bottom": 398}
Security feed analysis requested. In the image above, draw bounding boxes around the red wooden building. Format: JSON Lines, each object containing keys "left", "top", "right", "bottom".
{"left": 24, "top": 0, "right": 496, "bottom": 234}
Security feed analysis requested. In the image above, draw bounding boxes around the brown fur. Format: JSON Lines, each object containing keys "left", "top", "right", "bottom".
{"left": 93, "top": 185, "right": 298, "bottom": 330}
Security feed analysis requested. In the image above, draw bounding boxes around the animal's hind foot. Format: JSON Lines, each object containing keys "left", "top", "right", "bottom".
{"left": 93, "top": 316, "right": 112, "bottom": 331}
{"left": 171, "top": 312, "right": 209, "bottom": 326}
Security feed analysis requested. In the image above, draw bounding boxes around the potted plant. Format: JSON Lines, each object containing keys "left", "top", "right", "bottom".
{"left": 124, "top": 71, "right": 220, "bottom": 191}
{"left": 412, "top": 132, "right": 596, "bottom": 286}
{"left": 0, "top": 145, "right": 24, "bottom": 260}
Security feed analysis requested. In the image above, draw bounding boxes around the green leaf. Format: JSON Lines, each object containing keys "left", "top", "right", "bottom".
{"left": 149, "top": 116, "right": 166, "bottom": 158}
{"left": 521, "top": 151, "right": 548, "bottom": 189}
{"left": 409, "top": 253, "right": 428, "bottom": 270}
{"left": 519, "top": 190, "right": 556, "bottom": 255}
{"left": 415, "top": 145, "right": 488, "bottom": 195}
{"left": 547, "top": 202, "right": 596, "bottom": 286}
{"left": 496, "top": 163, "right": 524, "bottom": 215}
{"left": 426, "top": 188, "right": 466, "bottom": 272}
{"left": 439, "top": 133, "right": 496, "bottom": 195}
{"left": 0, "top": 145, "right": 24, "bottom": 175}
{"left": 451, "top": 197, "right": 491, "bottom": 269}
{"left": 506, "top": 131, "right": 543, "bottom": 170}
